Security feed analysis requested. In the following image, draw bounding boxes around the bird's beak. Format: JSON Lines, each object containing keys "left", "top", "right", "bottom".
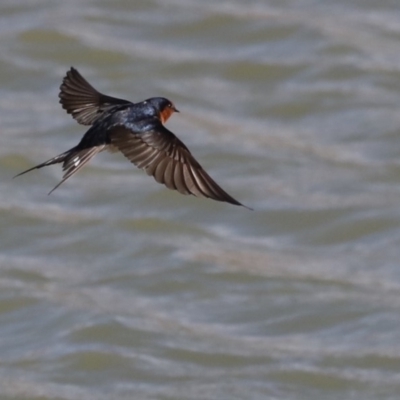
{"left": 174, "top": 107, "right": 180, "bottom": 113}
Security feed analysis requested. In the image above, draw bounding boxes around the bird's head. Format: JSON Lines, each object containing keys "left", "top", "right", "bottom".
{"left": 146, "top": 97, "right": 179, "bottom": 124}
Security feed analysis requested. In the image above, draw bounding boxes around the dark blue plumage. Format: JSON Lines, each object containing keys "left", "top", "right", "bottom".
{"left": 15, "top": 67, "right": 249, "bottom": 208}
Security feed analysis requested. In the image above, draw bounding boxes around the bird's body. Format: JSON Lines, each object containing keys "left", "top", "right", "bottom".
{"left": 15, "top": 67, "right": 249, "bottom": 209}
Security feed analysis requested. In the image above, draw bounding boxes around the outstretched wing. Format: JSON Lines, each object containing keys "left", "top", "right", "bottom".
{"left": 59, "top": 67, "right": 132, "bottom": 125}
{"left": 110, "top": 125, "right": 249, "bottom": 208}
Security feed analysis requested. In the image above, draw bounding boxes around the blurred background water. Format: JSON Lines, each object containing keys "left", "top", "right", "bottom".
{"left": 1, "top": 0, "right": 400, "bottom": 399}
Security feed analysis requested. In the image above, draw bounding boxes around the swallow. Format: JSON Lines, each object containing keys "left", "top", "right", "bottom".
{"left": 15, "top": 67, "right": 250, "bottom": 209}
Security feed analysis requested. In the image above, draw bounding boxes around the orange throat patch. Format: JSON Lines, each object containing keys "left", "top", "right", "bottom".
{"left": 160, "top": 107, "right": 174, "bottom": 124}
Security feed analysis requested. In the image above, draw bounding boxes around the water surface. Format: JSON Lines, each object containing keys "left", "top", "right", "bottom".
{"left": 1, "top": 1, "right": 400, "bottom": 399}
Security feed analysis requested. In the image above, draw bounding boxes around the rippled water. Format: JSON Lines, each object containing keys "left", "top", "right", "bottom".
{"left": 1, "top": 1, "right": 400, "bottom": 399}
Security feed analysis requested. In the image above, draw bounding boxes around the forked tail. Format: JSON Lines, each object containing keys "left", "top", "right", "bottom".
{"left": 13, "top": 149, "right": 74, "bottom": 178}
{"left": 14, "top": 145, "right": 104, "bottom": 194}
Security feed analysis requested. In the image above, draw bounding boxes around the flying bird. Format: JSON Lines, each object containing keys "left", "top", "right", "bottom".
{"left": 15, "top": 67, "right": 250, "bottom": 209}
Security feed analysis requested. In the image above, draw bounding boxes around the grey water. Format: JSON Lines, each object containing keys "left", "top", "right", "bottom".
{"left": 1, "top": 1, "right": 400, "bottom": 399}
